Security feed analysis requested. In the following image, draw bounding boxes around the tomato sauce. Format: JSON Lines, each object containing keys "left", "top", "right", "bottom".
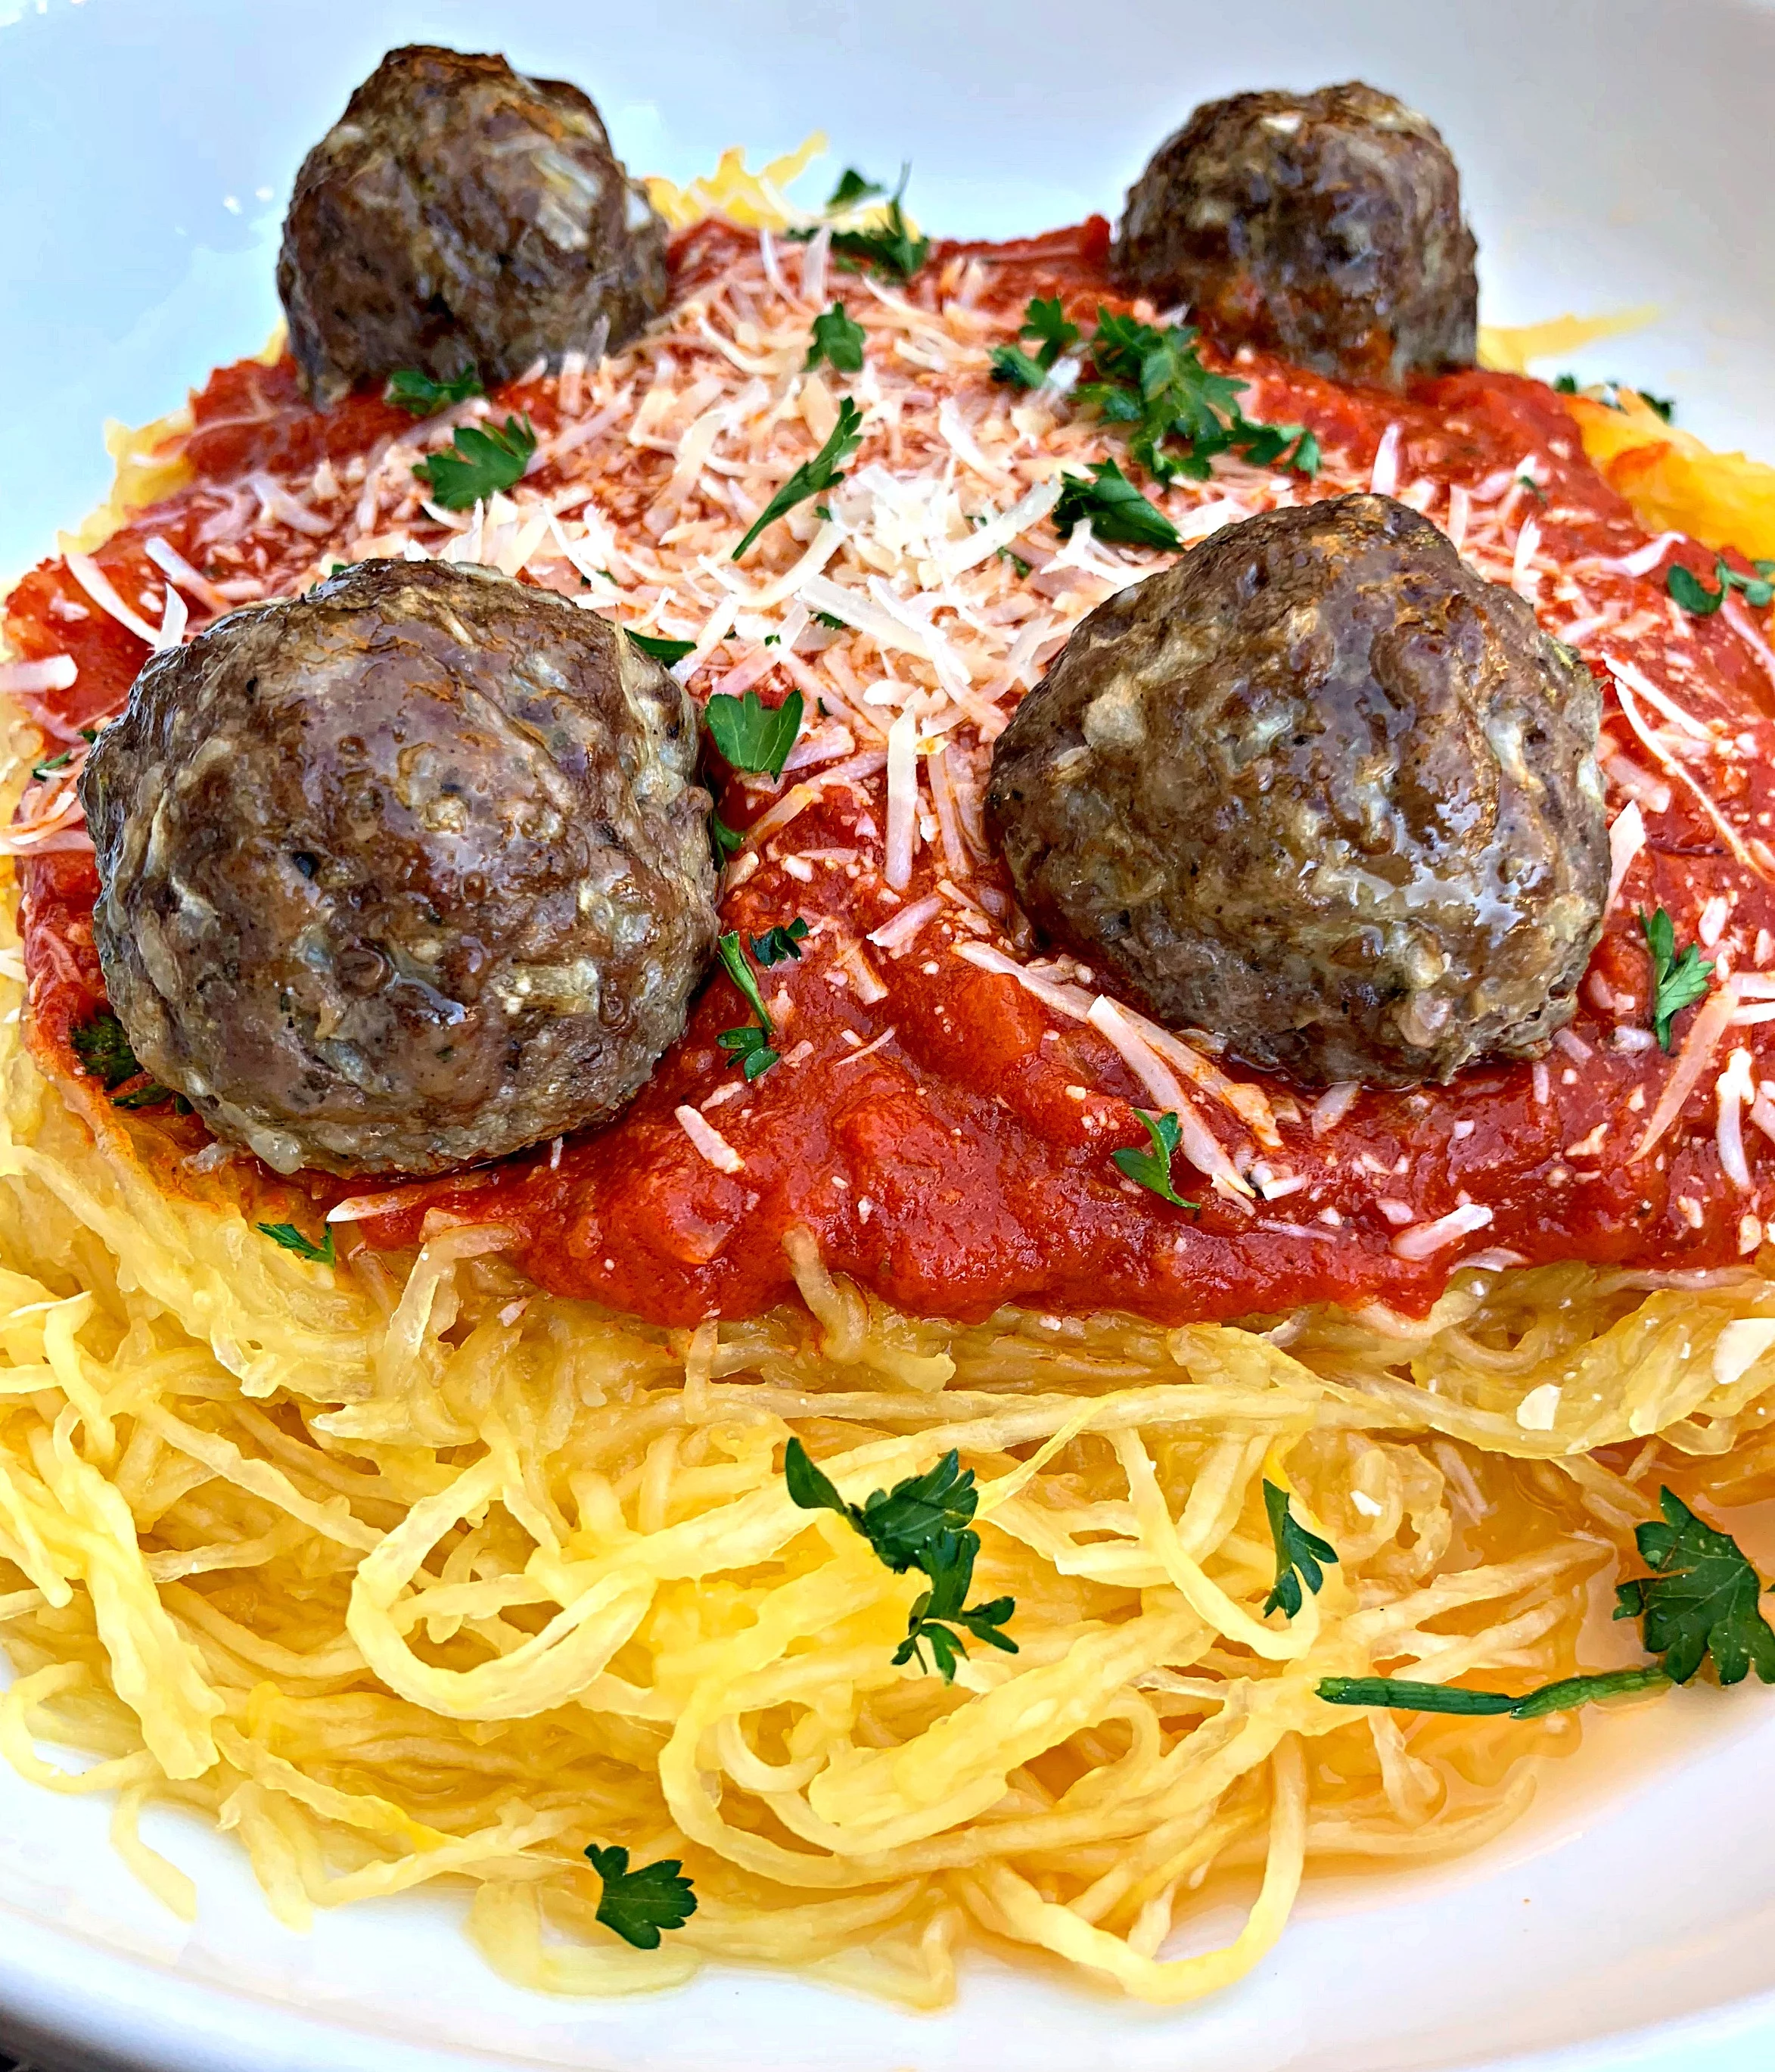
{"left": 13, "top": 221, "right": 1775, "bottom": 1327}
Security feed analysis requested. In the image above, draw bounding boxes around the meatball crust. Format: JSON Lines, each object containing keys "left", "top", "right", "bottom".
{"left": 986, "top": 494, "right": 1607, "bottom": 1087}
{"left": 277, "top": 44, "right": 669, "bottom": 405}
{"left": 1111, "top": 82, "right": 1478, "bottom": 389}
{"left": 79, "top": 560, "right": 717, "bottom": 1178}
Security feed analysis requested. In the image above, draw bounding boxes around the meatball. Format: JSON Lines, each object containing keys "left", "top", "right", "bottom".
{"left": 1111, "top": 82, "right": 1478, "bottom": 389}
{"left": 79, "top": 560, "right": 717, "bottom": 1178}
{"left": 986, "top": 494, "right": 1607, "bottom": 1087}
{"left": 277, "top": 45, "right": 669, "bottom": 405}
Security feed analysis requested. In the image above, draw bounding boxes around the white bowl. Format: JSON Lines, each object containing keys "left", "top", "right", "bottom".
{"left": 5, "top": 2, "right": 1775, "bottom": 2066}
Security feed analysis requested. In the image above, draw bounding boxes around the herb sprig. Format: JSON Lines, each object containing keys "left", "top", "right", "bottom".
{"left": 1667, "top": 556, "right": 1775, "bottom": 617}
{"left": 413, "top": 415, "right": 536, "bottom": 509}
{"left": 990, "top": 296, "right": 1080, "bottom": 390}
{"left": 731, "top": 398, "right": 863, "bottom": 560}
{"left": 1319, "top": 1487, "right": 1775, "bottom": 1720}
{"left": 385, "top": 366, "right": 483, "bottom": 416}
{"left": 69, "top": 1010, "right": 182, "bottom": 1112}
{"left": 1639, "top": 907, "right": 1713, "bottom": 1050}
{"left": 1111, "top": 1109, "right": 1198, "bottom": 1209}
{"left": 1053, "top": 461, "right": 1181, "bottom": 552}
{"left": 1262, "top": 1481, "right": 1339, "bottom": 1619}
{"left": 257, "top": 1221, "right": 337, "bottom": 1268}
{"left": 825, "top": 167, "right": 929, "bottom": 283}
{"left": 1075, "top": 305, "right": 1321, "bottom": 487}
{"left": 784, "top": 1438, "right": 1018, "bottom": 1683}
{"left": 715, "top": 931, "right": 779, "bottom": 1081}
{"left": 585, "top": 1843, "right": 698, "bottom": 1949}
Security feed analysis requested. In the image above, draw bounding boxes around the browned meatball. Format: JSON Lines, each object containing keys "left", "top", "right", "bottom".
{"left": 277, "top": 45, "right": 669, "bottom": 405}
{"left": 1111, "top": 82, "right": 1478, "bottom": 389}
{"left": 986, "top": 495, "right": 1607, "bottom": 1087}
{"left": 80, "top": 561, "right": 717, "bottom": 1178}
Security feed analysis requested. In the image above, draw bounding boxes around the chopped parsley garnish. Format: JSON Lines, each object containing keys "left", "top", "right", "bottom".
{"left": 1319, "top": 1487, "right": 1775, "bottom": 1719}
{"left": 785, "top": 1438, "right": 975, "bottom": 1570}
{"left": 704, "top": 685, "right": 804, "bottom": 779}
{"left": 804, "top": 300, "right": 866, "bottom": 375}
{"left": 715, "top": 930, "right": 779, "bottom": 1079}
{"left": 1516, "top": 473, "right": 1547, "bottom": 504}
{"left": 625, "top": 628, "right": 697, "bottom": 665}
{"left": 1111, "top": 1108, "right": 1198, "bottom": 1208}
{"left": 710, "top": 810, "right": 746, "bottom": 859}
{"left": 731, "top": 399, "right": 863, "bottom": 560}
{"left": 1316, "top": 1667, "right": 1674, "bottom": 1719}
{"left": 1639, "top": 907, "right": 1713, "bottom": 1050}
{"left": 584, "top": 1844, "right": 697, "bottom": 1949}
{"left": 812, "top": 610, "right": 848, "bottom": 631}
{"left": 894, "top": 1530, "right": 1018, "bottom": 1682}
{"left": 112, "top": 1081, "right": 183, "bottom": 1112}
{"left": 785, "top": 1436, "right": 1016, "bottom": 1682}
{"left": 1553, "top": 373, "right": 1580, "bottom": 394}
{"left": 31, "top": 748, "right": 73, "bottom": 781}
{"left": 1667, "top": 555, "right": 1775, "bottom": 617}
{"left": 256, "top": 1221, "right": 337, "bottom": 1268}
{"left": 1077, "top": 308, "right": 1320, "bottom": 486}
{"left": 750, "top": 916, "right": 809, "bottom": 966}
{"left": 718, "top": 1023, "right": 779, "bottom": 1081}
{"left": 1053, "top": 459, "right": 1181, "bottom": 552}
{"left": 827, "top": 167, "right": 929, "bottom": 283}
{"left": 1262, "top": 1481, "right": 1339, "bottom": 1619}
{"left": 384, "top": 365, "right": 483, "bottom": 415}
{"left": 825, "top": 167, "right": 887, "bottom": 213}
{"left": 70, "top": 1010, "right": 141, "bottom": 1092}
{"left": 990, "top": 294, "right": 1081, "bottom": 389}
{"left": 412, "top": 414, "right": 536, "bottom": 509}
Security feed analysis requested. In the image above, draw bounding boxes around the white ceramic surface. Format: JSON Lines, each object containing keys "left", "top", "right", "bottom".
{"left": 5, "top": 2, "right": 1775, "bottom": 2066}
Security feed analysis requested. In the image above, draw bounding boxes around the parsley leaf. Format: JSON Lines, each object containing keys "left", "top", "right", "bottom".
{"left": 585, "top": 1843, "right": 697, "bottom": 1949}
{"left": 1639, "top": 907, "right": 1713, "bottom": 1050}
{"left": 1668, "top": 555, "right": 1775, "bottom": 615}
{"left": 1668, "top": 561, "right": 1727, "bottom": 616}
{"left": 784, "top": 1437, "right": 978, "bottom": 1576}
{"left": 732, "top": 400, "right": 863, "bottom": 560}
{"left": 825, "top": 167, "right": 886, "bottom": 213}
{"left": 1553, "top": 372, "right": 1581, "bottom": 394}
{"left": 827, "top": 168, "right": 928, "bottom": 283}
{"left": 990, "top": 295, "right": 1081, "bottom": 388}
{"left": 717, "top": 1023, "right": 780, "bottom": 1081}
{"left": 785, "top": 1439, "right": 1015, "bottom": 1684}
{"left": 892, "top": 1529, "right": 1018, "bottom": 1685}
{"left": 1053, "top": 460, "right": 1180, "bottom": 552}
{"left": 710, "top": 810, "right": 746, "bottom": 859}
{"left": 112, "top": 1081, "right": 182, "bottom": 1112}
{"left": 1319, "top": 1483, "right": 1775, "bottom": 1721}
{"left": 1262, "top": 1481, "right": 1340, "bottom": 1619}
{"left": 1111, "top": 1109, "right": 1198, "bottom": 1209}
{"left": 256, "top": 1221, "right": 337, "bottom": 1268}
{"left": 412, "top": 414, "right": 536, "bottom": 509}
{"left": 70, "top": 1010, "right": 141, "bottom": 1092}
{"left": 750, "top": 917, "right": 809, "bottom": 966}
{"left": 384, "top": 366, "right": 483, "bottom": 416}
{"left": 716, "top": 931, "right": 772, "bottom": 1033}
{"left": 805, "top": 301, "right": 866, "bottom": 375}
{"left": 1072, "top": 309, "right": 1320, "bottom": 487}
{"left": 704, "top": 686, "right": 804, "bottom": 779}
{"left": 1614, "top": 1486, "right": 1775, "bottom": 1685}
{"left": 625, "top": 628, "right": 696, "bottom": 666}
